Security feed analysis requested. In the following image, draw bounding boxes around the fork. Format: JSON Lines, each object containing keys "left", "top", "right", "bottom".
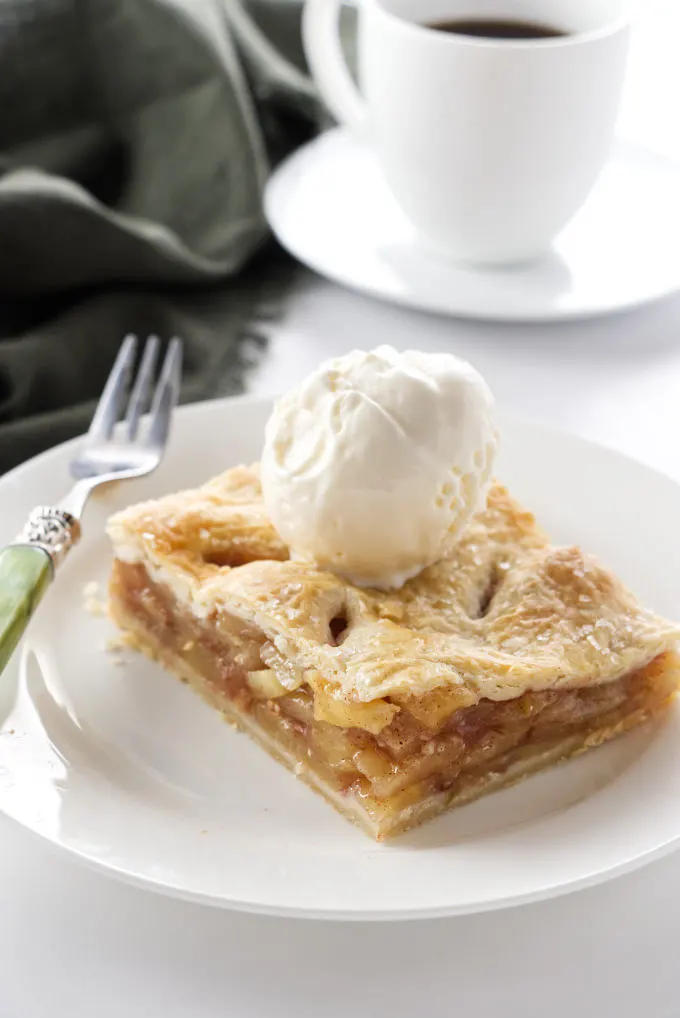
{"left": 0, "top": 334, "right": 182, "bottom": 674}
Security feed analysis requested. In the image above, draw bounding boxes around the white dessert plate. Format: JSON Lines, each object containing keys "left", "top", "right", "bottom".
{"left": 2, "top": 395, "right": 680, "bottom": 920}
{"left": 265, "top": 129, "right": 680, "bottom": 322}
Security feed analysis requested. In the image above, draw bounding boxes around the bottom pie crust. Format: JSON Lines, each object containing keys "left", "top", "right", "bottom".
{"left": 109, "top": 561, "right": 680, "bottom": 841}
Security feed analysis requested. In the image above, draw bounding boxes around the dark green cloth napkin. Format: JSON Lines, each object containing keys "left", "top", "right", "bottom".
{"left": 0, "top": 0, "right": 320, "bottom": 475}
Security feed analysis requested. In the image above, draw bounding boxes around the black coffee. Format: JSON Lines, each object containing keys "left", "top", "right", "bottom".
{"left": 425, "top": 18, "right": 567, "bottom": 39}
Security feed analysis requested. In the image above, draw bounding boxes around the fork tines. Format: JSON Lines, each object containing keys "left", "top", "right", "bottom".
{"left": 87, "top": 335, "right": 183, "bottom": 447}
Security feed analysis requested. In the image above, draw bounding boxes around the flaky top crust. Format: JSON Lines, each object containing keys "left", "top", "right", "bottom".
{"left": 108, "top": 466, "right": 679, "bottom": 728}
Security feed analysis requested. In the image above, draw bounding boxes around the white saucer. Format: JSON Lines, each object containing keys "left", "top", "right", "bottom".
{"left": 3, "top": 397, "right": 680, "bottom": 919}
{"left": 265, "top": 129, "right": 680, "bottom": 322}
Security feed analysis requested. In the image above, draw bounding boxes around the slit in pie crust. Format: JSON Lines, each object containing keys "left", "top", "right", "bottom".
{"left": 107, "top": 467, "right": 680, "bottom": 840}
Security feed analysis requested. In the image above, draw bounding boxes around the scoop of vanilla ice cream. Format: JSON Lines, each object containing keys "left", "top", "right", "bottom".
{"left": 260, "top": 346, "right": 498, "bottom": 589}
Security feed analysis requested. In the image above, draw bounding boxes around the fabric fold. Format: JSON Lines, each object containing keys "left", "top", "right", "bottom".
{"left": 0, "top": 0, "right": 318, "bottom": 473}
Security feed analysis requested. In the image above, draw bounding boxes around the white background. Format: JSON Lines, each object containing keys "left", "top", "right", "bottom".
{"left": 3, "top": 2, "right": 680, "bottom": 1015}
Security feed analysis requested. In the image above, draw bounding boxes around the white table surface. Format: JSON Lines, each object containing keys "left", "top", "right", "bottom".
{"left": 5, "top": 4, "right": 680, "bottom": 1016}
{"left": 6, "top": 280, "right": 680, "bottom": 1018}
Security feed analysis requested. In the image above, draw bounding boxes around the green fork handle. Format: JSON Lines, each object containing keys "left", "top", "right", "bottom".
{"left": 0, "top": 506, "right": 81, "bottom": 675}
{"left": 0, "top": 546, "right": 53, "bottom": 672}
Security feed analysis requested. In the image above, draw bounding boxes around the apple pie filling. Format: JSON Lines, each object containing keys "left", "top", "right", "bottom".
{"left": 110, "top": 560, "right": 678, "bottom": 827}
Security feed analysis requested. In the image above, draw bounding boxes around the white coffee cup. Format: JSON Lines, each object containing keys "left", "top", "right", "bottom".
{"left": 302, "top": 0, "right": 630, "bottom": 265}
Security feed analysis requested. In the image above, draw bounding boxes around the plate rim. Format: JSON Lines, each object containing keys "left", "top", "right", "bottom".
{"left": 3, "top": 390, "right": 672, "bottom": 503}
{"left": 3, "top": 394, "right": 680, "bottom": 920}
{"left": 4, "top": 745, "right": 680, "bottom": 923}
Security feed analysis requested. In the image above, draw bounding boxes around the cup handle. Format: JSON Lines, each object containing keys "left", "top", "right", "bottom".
{"left": 302, "top": 0, "right": 368, "bottom": 134}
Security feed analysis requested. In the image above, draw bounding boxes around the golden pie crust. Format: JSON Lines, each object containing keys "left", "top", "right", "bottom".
{"left": 107, "top": 466, "right": 680, "bottom": 839}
